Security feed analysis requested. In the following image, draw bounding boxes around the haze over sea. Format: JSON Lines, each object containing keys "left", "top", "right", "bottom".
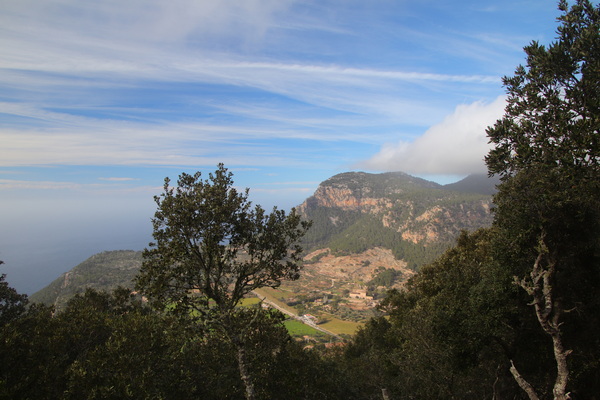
{"left": 1, "top": 1, "right": 561, "bottom": 294}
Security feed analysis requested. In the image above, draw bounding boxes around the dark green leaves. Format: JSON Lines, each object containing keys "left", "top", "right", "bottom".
{"left": 136, "top": 164, "right": 311, "bottom": 315}
{"left": 486, "top": 0, "right": 600, "bottom": 179}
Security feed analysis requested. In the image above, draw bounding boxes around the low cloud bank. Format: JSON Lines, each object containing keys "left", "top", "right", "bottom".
{"left": 360, "top": 96, "right": 506, "bottom": 175}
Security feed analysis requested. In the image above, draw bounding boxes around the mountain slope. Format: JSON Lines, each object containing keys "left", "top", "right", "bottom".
{"left": 30, "top": 250, "right": 142, "bottom": 310}
{"left": 298, "top": 171, "right": 494, "bottom": 269}
{"left": 443, "top": 173, "right": 500, "bottom": 195}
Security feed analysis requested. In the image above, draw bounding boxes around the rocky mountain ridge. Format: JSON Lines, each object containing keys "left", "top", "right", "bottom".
{"left": 298, "top": 172, "right": 495, "bottom": 267}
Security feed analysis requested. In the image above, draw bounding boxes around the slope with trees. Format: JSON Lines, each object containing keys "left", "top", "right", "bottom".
{"left": 299, "top": 171, "right": 495, "bottom": 269}
{"left": 29, "top": 250, "right": 142, "bottom": 311}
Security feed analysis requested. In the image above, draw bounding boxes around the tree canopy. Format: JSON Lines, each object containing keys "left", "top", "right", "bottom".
{"left": 135, "top": 164, "right": 311, "bottom": 400}
{"left": 486, "top": 2, "right": 600, "bottom": 398}
{"left": 486, "top": 0, "right": 600, "bottom": 179}
{"left": 135, "top": 163, "right": 311, "bottom": 316}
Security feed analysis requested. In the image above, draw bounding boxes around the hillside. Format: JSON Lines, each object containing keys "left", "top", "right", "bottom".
{"left": 298, "top": 171, "right": 494, "bottom": 269}
{"left": 443, "top": 173, "right": 500, "bottom": 195}
{"left": 30, "top": 250, "right": 142, "bottom": 311}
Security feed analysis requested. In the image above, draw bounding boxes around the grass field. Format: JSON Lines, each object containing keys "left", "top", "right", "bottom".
{"left": 319, "top": 317, "right": 362, "bottom": 336}
{"left": 239, "top": 297, "right": 262, "bottom": 307}
{"left": 252, "top": 287, "right": 298, "bottom": 314}
{"left": 284, "top": 319, "right": 321, "bottom": 337}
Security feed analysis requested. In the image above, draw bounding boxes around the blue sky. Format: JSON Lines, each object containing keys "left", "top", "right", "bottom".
{"left": 1, "top": 0, "right": 563, "bottom": 293}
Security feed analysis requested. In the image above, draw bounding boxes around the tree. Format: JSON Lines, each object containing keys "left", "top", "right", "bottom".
{"left": 485, "top": 1, "right": 600, "bottom": 399}
{"left": 359, "top": 229, "right": 528, "bottom": 399}
{"left": 487, "top": 0, "right": 600, "bottom": 179}
{"left": 135, "top": 164, "right": 311, "bottom": 400}
{"left": 0, "top": 260, "right": 28, "bottom": 327}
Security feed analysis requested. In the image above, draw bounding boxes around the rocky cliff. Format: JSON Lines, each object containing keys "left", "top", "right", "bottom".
{"left": 298, "top": 171, "right": 495, "bottom": 269}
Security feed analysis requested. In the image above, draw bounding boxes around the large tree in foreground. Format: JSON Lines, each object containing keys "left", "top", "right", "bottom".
{"left": 135, "top": 164, "right": 311, "bottom": 400}
{"left": 486, "top": 1, "right": 600, "bottom": 399}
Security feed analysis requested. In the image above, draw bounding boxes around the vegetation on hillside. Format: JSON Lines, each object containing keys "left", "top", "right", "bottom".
{"left": 301, "top": 174, "right": 494, "bottom": 270}
{"left": 29, "top": 250, "right": 142, "bottom": 311}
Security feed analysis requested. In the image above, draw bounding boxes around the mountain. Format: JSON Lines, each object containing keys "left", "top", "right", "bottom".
{"left": 30, "top": 250, "right": 142, "bottom": 311}
{"left": 298, "top": 171, "right": 494, "bottom": 269}
{"left": 443, "top": 173, "right": 500, "bottom": 195}
{"left": 31, "top": 171, "right": 497, "bottom": 320}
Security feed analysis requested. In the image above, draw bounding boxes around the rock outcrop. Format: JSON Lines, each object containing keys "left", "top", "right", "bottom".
{"left": 298, "top": 171, "right": 495, "bottom": 267}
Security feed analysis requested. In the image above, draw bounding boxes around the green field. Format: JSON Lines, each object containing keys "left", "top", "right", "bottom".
{"left": 239, "top": 297, "right": 262, "bottom": 307}
{"left": 319, "top": 318, "right": 362, "bottom": 335}
{"left": 283, "top": 319, "right": 321, "bottom": 337}
{"left": 253, "top": 288, "right": 364, "bottom": 337}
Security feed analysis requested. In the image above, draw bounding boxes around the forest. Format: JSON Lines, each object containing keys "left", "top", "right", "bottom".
{"left": 1, "top": 1, "right": 599, "bottom": 399}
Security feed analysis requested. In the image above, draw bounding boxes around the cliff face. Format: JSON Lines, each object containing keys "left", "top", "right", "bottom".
{"left": 298, "top": 171, "right": 494, "bottom": 268}
{"left": 301, "top": 185, "right": 393, "bottom": 212}
{"left": 299, "top": 171, "right": 438, "bottom": 212}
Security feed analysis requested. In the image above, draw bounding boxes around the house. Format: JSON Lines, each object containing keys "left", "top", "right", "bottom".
{"left": 349, "top": 289, "right": 373, "bottom": 300}
{"left": 301, "top": 314, "right": 318, "bottom": 324}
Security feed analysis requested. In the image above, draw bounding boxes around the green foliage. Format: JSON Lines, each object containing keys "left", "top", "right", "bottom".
{"left": 135, "top": 164, "right": 312, "bottom": 400}
{"left": 0, "top": 288, "right": 160, "bottom": 399}
{"left": 368, "top": 268, "right": 402, "bottom": 288}
{"left": 0, "top": 286, "right": 353, "bottom": 400}
{"left": 136, "top": 164, "right": 311, "bottom": 315}
{"left": 0, "top": 261, "right": 28, "bottom": 327}
{"left": 322, "top": 213, "right": 453, "bottom": 270}
{"left": 343, "top": 229, "right": 527, "bottom": 399}
{"left": 485, "top": 1, "right": 600, "bottom": 397}
{"left": 300, "top": 206, "right": 362, "bottom": 250}
{"left": 344, "top": 3, "right": 600, "bottom": 398}
{"left": 486, "top": 0, "right": 600, "bottom": 179}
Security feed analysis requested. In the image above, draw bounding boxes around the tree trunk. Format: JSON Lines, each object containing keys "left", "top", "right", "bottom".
{"left": 513, "top": 234, "right": 571, "bottom": 400}
{"left": 236, "top": 342, "right": 256, "bottom": 400}
{"left": 509, "top": 360, "right": 540, "bottom": 400}
{"left": 381, "top": 387, "right": 391, "bottom": 400}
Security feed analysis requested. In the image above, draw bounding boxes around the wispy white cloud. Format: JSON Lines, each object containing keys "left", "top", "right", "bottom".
{"left": 0, "top": 0, "right": 292, "bottom": 47}
{"left": 0, "top": 179, "right": 84, "bottom": 191}
{"left": 0, "top": 178, "right": 159, "bottom": 194}
{"left": 98, "top": 177, "right": 138, "bottom": 182}
{"left": 0, "top": 0, "right": 555, "bottom": 175}
{"left": 359, "top": 96, "right": 506, "bottom": 175}
{"left": 0, "top": 101, "right": 375, "bottom": 168}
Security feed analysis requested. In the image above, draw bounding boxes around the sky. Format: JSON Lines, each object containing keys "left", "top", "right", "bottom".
{"left": 1, "top": 0, "right": 563, "bottom": 294}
